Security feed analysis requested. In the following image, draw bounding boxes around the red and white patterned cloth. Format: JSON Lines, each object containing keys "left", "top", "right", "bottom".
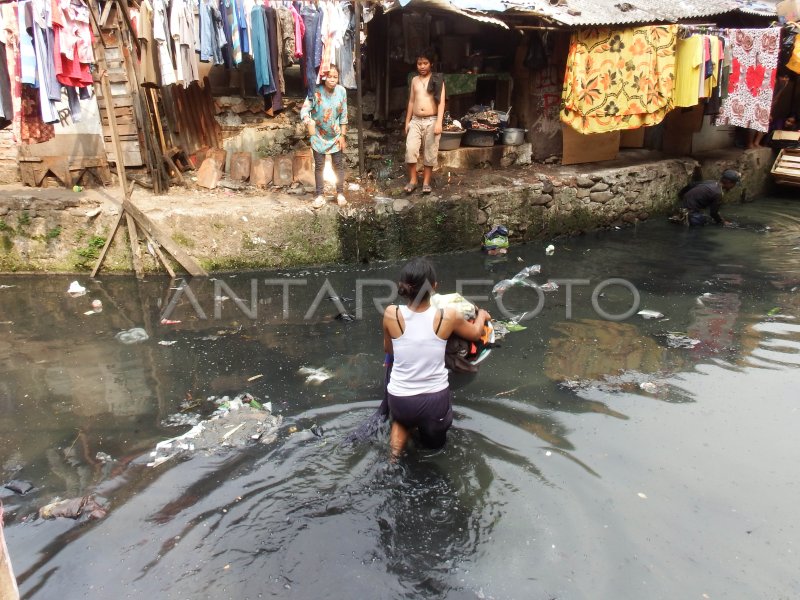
{"left": 716, "top": 28, "right": 780, "bottom": 133}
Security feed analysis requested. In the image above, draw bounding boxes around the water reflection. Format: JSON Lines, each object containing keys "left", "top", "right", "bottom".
{"left": 2, "top": 198, "right": 800, "bottom": 598}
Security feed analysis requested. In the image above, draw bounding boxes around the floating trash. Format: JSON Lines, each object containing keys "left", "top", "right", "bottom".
{"left": 115, "top": 327, "right": 149, "bottom": 345}
{"left": 659, "top": 332, "right": 701, "bottom": 349}
{"left": 637, "top": 309, "right": 665, "bottom": 320}
{"left": 147, "top": 399, "right": 280, "bottom": 467}
{"left": 545, "top": 244, "right": 555, "bottom": 256}
{"left": 539, "top": 281, "right": 559, "bottom": 292}
{"left": 492, "top": 264, "right": 542, "bottom": 297}
{"left": 298, "top": 366, "right": 333, "bottom": 385}
{"left": 39, "top": 496, "right": 106, "bottom": 521}
{"left": 67, "top": 281, "right": 86, "bottom": 297}
{"left": 639, "top": 382, "right": 657, "bottom": 393}
{"left": 161, "top": 413, "right": 201, "bottom": 428}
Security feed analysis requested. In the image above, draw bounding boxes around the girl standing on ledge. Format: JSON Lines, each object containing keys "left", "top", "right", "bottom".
{"left": 301, "top": 64, "right": 348, "bottom": 209}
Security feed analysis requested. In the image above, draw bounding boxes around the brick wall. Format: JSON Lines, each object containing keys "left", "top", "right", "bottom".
{"left": 0, "top": 128, "right": 19, "bottom": 183}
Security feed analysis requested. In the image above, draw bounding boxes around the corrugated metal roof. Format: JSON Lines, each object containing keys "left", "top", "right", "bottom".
{"left": 389, "top": 0, "right": 510, "bottom": 27}
{"left": 446, "top": 0, "right": 776, "bottom": 25}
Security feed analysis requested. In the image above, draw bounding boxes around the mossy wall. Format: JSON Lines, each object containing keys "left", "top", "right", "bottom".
{"left": 0, "top": 148, "right": 775, "bottom": 273}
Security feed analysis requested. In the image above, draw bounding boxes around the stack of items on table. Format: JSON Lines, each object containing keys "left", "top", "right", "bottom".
{"left": 460, "top": 105, "right": 501, "bottom": 147}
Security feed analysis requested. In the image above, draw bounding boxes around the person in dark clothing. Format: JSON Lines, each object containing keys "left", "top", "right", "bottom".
{"left": 678, "top": 169, "right": 741, "bottom": 226}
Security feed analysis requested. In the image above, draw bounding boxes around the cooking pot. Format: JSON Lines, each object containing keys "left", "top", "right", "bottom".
{"left": 501, "top": 128, "right": 527, "bottom": 146}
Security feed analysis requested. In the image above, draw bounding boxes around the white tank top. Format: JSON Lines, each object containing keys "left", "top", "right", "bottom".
{"left": 387, "top": 305, "right": 449, "bottom": 396}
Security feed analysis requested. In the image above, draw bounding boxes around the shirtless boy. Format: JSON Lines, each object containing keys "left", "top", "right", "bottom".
{"left": 404, "top": 51, "right": 446, "bottom": 195}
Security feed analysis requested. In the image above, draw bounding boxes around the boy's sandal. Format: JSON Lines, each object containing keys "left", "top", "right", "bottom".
{"left": 422, "top": 184, "right": 432, "bottom": 194}
{"left": 311, "top": 196, "right": 326, "bottom": 209}
{"left": 403, "top": 183, "right": 417, "bottom": 194}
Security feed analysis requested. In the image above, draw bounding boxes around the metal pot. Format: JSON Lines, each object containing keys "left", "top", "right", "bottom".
{"left": 501, "top": 128, "right": 527, "bottom": 146}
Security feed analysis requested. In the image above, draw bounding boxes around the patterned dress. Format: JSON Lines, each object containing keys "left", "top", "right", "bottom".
{"left": 300, "top": 84, "right": 348, "bottom": 154}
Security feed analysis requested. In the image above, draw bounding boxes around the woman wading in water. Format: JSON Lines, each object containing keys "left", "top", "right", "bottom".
{"left": 383, "top": 258, "right": 491, "bottom": 458}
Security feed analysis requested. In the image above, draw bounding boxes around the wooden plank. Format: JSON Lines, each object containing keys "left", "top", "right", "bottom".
{"left": 98, "top": 106, "right": 135, "bottom": 118}
{"left": 105, "top": 150, "right": 144, "bottom": 167}
{"left": 125, "top": 212, "right": 144, "bottom": 279}
{"left": 122, "top": 200, "right": 208, "bottom": 276}
{"left": 142, "top": 228, "right": 176, "bottom": 278}
{"left": 94, "top": 95, "right": 134, "bottom": 108}
{"left": 201, "top": 77, "right": 221, "bottom": 147}
{"left": 90, "top": 208, "right": 125, "bottom": 278}
{"left": 103, "top": 123, "right": 138, "bottom": 136}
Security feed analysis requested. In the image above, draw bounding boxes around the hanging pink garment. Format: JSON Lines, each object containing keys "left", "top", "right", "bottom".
{"left": 2, "top": 3, "right": 54, "bottom": 143}
{"left": 290, "top": 2, "right": 304, "bottom": 58}
{"left": 716, "top": 28, "right": 779, "bottom": 133}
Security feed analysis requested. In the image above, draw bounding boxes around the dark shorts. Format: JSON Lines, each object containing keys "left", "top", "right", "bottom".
{"left": 688, "top": 211, "right": 710, "bottom": 226}
{"left": 387, "top": 387, "right": 453, "bottom": 449}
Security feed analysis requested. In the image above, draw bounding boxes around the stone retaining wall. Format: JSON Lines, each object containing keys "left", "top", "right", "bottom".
{"left": 0, "top": 148, "right": 775, "bottom": 273}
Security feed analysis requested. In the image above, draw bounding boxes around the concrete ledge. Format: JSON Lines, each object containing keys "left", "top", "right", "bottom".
{"left": 0, "top": 147, "right": 775, "bottom": 273}
{"left": 438, "top": 143, "right": 532, "bottom": 170}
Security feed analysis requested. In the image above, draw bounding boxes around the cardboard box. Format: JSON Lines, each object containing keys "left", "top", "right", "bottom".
{"left": 561, "top": 125, "right": 620, "bottom": 165}
{"left": 662, "top": 105, "right": 705, "bottom": 155}
{"left": 620, "top": 127, "right": 646, "bottom": 148}
{"left": 773, "top": 130, "right": 800, "bottom": 141}
{"left": 778, "top": 0, "right": 800, "bottom": 22}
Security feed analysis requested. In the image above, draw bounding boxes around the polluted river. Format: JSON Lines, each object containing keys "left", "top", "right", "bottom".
{"left": 1, "top": 197, "right": 799, "bottom": 599}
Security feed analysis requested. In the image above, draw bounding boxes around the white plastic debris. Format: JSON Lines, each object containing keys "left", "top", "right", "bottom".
{"left": 158, "top": 340, "right": 177, "bottom": 346}
{"left": 67, "top": 281, "right": 87, "bottom": 297}
{"left": 545, "top": 244, "right": 555, "bottom": 256}
{"left": 639, "top": 382, "right": 657, "bottom": 393}
{"left": 539, "top": 281, "right": 559, "bottom": 292}
{"left": 298, "top": 366, "right": 333, "bottom": 385}
{"left": 637, "top": 309, "right": 664, "bottom": 320}
{"left": 115, "top": 327, "right": 149, "bottom": 345}
{"left": 91, "top": 299, "right": 103, "bottom": 311}
{"left": 637, "top": 492, "right": 648, "bottom": 499}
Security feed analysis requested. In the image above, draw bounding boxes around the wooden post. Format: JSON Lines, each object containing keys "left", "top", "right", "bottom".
{"left": 122, "top": 200, "right": 208, "bottom": 277}
{"left": 125, "top": 213, "right": 144, "bottom": 279}
{"left": 354, "top": 0, "right": 365, "bottom": 177}
{"left": 385, "top": 11, "right": 391, "bottom": 121}
{"left": 90, "top": 208, "right": 125, "bottom": 277}
{"left": 88, "top": 0, "right": 129, "bottom": 201}
{"left": 142, "top": 229, "right": 176, "bottom": 278}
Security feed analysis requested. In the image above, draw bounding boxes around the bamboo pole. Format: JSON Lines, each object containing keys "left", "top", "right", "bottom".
{"left": 354, "top": 0, "right": 365, "bottom": 177}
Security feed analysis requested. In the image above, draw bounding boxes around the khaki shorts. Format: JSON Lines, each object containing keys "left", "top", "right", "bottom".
{"left": 405, "top": 116, "right": 440, "bottom": 167}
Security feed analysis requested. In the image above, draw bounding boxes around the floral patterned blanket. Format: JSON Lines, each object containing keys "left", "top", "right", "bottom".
{"left": 561, "top": 25, "right": 677, "bottom": 135}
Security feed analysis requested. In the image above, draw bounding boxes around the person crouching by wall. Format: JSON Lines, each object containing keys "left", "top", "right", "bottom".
{"left": 677, "top": 169, "right": 741, "bottom": 226}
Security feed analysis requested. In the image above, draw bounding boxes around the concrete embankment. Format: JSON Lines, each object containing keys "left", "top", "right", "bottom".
{"left": 0, "top": 148, "right": 774, "bottom": 273}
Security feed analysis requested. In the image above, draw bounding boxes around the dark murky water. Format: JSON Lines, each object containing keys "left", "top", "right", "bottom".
{"left": 2, "top": 198, "right": 800, "bottom": 599}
